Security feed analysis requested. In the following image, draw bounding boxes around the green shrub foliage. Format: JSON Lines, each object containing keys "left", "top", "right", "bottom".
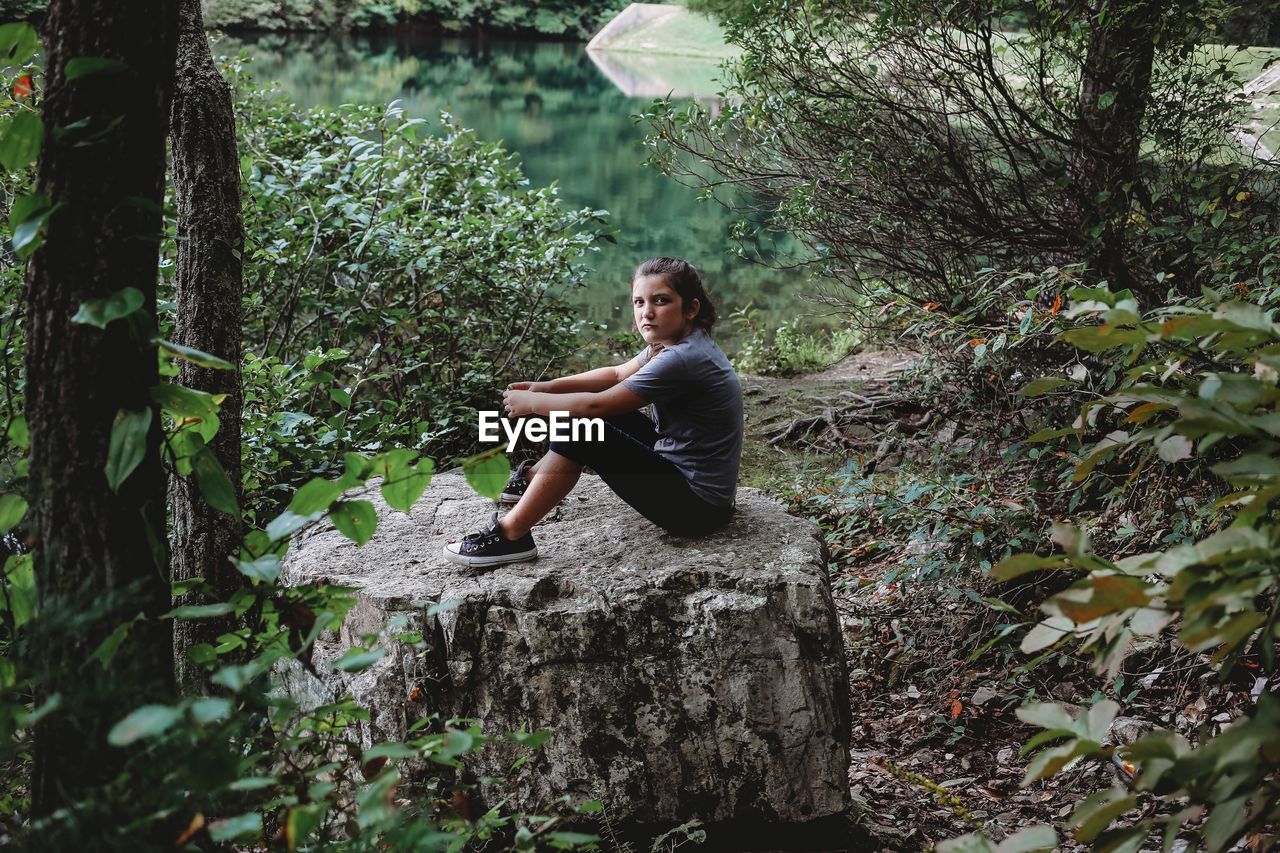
{"left": 229, "top": 71, "right": 603, "bottom": 521}
{"left": 644, "top": 0, "right": 1280, "bottom": 326}
{"left": 201, "top": 0, "right": 629, "bottom": 38}
{"left": 948, "top": 288, "right": 1280, "bottom": 850}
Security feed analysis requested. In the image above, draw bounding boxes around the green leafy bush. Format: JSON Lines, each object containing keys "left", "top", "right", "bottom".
{"left": 729, "top": 306, "right": 859, "bottom": 376}
{"left": 957, "top": 288, "right": 1280, "bottom": 850}
{"left": 228, "top": 69, "right": 604, "bottom": 520}
{"left": 642, "top": 0, "right": 1280, "bottom": 368}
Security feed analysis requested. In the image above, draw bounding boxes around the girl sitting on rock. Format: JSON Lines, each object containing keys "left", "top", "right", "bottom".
{"left": 444, "top": 256, "right": 744, "bottom": 567}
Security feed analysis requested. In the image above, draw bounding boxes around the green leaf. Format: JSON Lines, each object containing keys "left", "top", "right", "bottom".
{"left": 154, "top": 338, "right": 234, "bottom": 370}
{"left": 1020, "top": 616, "right": 1075, "bottom": 654}
{"left": 190, "top": 696, "right": 232, "bottom": 724}
{"left": 1069, "top": 787, "right": 1136, "bottom": 842}
{"left": 991, "top": 553, "right": 1067, "bottom": 581}
{"left": 356, "top": 767, "right": 399, "bottom": 830}
{"left": 329, "top": 499, "right": 377, "bottom": 546}
{"left": 65, "top": 57, "right": 129, "bottom": 81}
{"left": 362, "top": 742, "right": 416, "bottom": 761}
{"left": 0, "top": 22, "right": 40, "bottom": 63}
{"left": 151, "top": 382, "right": 219, "bottom": 420}
{"left": 1049, "top": 575, "right": 1150, "bottom": 623}
{"left": 1060, "top": 326, "right": 1145, "bottom": 353}
{"left": 172, "top": 577, "right": 206, "bottom": 596}
{"left": 439, "top": 728, "right": 476, "bottom": 760}
{"left": 0, "top": 493, "right": 27, "bottom": 534}
{"left": 228, "top": 776, "right": 277, "bottom": 791}
{"left": 1097, "top": 90, "right": 1116, "bottom": 109}
{"left": 108, "top": 704, "right": 181, "bottom": 745}
{"left": 0, "top": 110, "right": 43, "bottom": 171}
{"left": 426, "top": 599, "right": 462, "bottom": 616}
{"left": 6, "top": 415, "right": 27, "bottom": 449}
{"left": 936, "top": 833, "right": 998, "bottom": 853}
{"left": 1016, "top": 701, "right": 1079, "bottom": 732}
{"left": 4, "top": 554, "right": 35, "bottom": 628}
{"left": 463, "top": 452, "right": 510, "bottom": 500}
{"left": 286, "top": 804, "right": 327, "bottom": 849}
{"left": 187, "top": 643, "right": 216, "bottom": 665}
{"left": 291, "top": 477, "right": 343, "bottom": 515}
{"left": 265, "top": 509, "right": 322, "bottom": 542}
{"left": 211, "top": 662, "right": 264, "bottom": 692}
{"left": 995, "top": 825, "right": 1057, "bottom": 852}
{"left": 71, "top": 287, "right": 144, "bottom": 329}
{"left": 381, "top": 454, "right": 434, "bottom": 512}
{"left": 504, "top": 729, "right": 552, "bottom": 749}
{"left": 192, "top": 447, "right": 239, "bottom": 516}
{"left": 9, "top": 192, "right": 55, "bottom": 258}
{"left": 1085, "top": 699, "right": 1119, "bottom": 741}
{"left": 547, "top": 831, "right": 601, "bottom": 845}
{"left": 1211, "top": 207, "right": 1227, "bottom": 228}
{"left": 87, "top": 613, "right": 141, "bottom": 670}
{"left": 334, "top": 647, "right": 385, "bottom": 672}
{"left": 105, "top": 408, "right": 151, "bottom": 493}
{"left": 343, "top": 452, "right": 374, "bottom": 483}
{"left": 1204, "top": 794, "right": 1248, "bottom": 851}
{"left": 235, "top": 554, "right": 282, "bottom": 584}
{"left": 1023, "top": 740, "right": 1093, "bottom": 784}
{"left": 1026, "top": 426, "right": 1083, "bottom": 443}
{"left": 209, "top": 812, "right": 263, "bottom": 843}
{"left": 1156, "top": 434, "right": 1192, "bottom": 463}
{"left": 165, "top": 602, "right": 235, "bottom": 619}
{"left": 1018, "top": 377, "right": 1073, "bottom": 397}
{"left": 155, "top": 381, "right": 222, "bottom": 445}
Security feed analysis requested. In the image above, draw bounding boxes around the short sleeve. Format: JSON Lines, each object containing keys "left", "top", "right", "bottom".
{"left": 622, "top": 348, "right": 687, "bottom": 404}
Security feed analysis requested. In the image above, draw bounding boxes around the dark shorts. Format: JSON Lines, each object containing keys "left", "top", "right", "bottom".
{"left": 549, "top": 411, "right": 733, "bottom": 537}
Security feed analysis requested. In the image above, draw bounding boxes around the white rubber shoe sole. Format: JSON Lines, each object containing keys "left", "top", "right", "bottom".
{"left": 442, "top": 542, "right": 538, "bottom": 567}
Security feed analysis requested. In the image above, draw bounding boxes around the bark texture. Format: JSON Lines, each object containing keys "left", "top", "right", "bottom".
{"left": 169, "top": 0, "right": 245, "bottom": 693}
{"left": 25, "top": 0, "right": 178, "bottom": 822}
{"left": 1068, "top": 0, "right": 1162, "bottom": 289}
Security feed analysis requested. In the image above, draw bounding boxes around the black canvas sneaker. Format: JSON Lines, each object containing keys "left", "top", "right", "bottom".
{"left": 499, "top": 459, "right": 535, "bottom": 504}
{"left": 443, "top": 513, "right": 538, "bottom": 567}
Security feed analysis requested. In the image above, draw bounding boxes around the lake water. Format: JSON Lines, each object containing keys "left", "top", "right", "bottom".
{"left": 222, "top": 32, "right": 821, "bottom": 349}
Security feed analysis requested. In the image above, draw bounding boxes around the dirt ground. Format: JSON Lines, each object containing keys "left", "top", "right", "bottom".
{"left": 739, "top": 351, "right": 1266, "bottom": 852}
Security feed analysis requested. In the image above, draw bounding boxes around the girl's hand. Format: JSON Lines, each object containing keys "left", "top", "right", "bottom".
{"left": 507, "top": 381, "right": 544, "bottom": 392}
{"left": 502, "top": 389, "right": 536, "bottom": 417}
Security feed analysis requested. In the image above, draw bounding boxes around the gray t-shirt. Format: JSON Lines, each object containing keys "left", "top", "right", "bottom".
{"left": 621, "top": 328, "right": 743, "bottom": 506}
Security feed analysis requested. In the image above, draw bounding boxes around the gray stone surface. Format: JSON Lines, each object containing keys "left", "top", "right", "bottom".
{"left": 279, "top": 470, "right": 850, "bottom": 826}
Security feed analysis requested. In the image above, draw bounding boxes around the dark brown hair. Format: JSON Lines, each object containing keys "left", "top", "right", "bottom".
{"left": 632, "top": 257, "right": 718, "bottom": 332}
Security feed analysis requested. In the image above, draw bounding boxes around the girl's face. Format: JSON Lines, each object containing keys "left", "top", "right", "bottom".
{"left": 632, "top": 274, "right": 699, "bottom": 346}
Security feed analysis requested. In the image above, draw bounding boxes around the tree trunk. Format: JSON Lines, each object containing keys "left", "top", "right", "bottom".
{"left": 1067, "top": 0, "right": 1162, "bottom": 289}
{"left": 169, "top": 0, "right": 245, "bottom": 694}
{"left": 25, "top": 0, "right": 178, "bottom": 824}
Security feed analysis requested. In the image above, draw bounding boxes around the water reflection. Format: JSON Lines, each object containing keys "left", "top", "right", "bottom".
{"left": 221, "top": 32, "right": 818, "bottom": 346}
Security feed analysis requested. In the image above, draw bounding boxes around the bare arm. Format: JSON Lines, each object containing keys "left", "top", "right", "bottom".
{"left": 501, "top": 358, "right": 650, "bottom": 417}
{"left": 510, "top": 358, "right": 642, "bottom": 394}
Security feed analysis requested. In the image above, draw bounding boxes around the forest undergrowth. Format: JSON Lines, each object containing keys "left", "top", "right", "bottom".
{"left": 742, "top": 346, "right": 1271, "bottom": 850}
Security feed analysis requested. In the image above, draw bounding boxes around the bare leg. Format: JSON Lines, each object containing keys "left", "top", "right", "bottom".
{"left": 498, "top": 450, "right": 581, "bottom": 539}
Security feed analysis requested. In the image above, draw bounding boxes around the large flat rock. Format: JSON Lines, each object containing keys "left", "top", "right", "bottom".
{"left": 279, "top": 470, "right": 850, "bottom": 827}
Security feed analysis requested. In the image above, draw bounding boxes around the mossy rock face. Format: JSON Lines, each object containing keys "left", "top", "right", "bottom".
{"left": 279, "top": 470, "right": 851, "bottom": 827}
